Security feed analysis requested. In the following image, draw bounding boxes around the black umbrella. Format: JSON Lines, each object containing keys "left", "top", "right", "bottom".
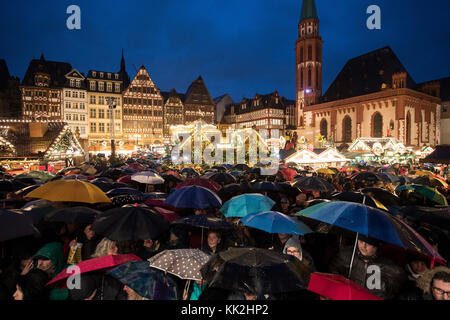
{"left": 233, "top": 164, "right": 250, "bottom": 172}
{"left": 91, "top": 206, "right": 169, "bottom": 241}
{"left": 0, "top": 209, "right": 40, "bottom": 241}
{"left": 291, "top": 176, "right": 335, "bottom": 193}
{"left": 171, "top": 214, "right": 232, "bottom": 231}
{"left": 142, "top": 192, "right": 169, "bottom": 200}
{"left": 331, "top": 192, "right": 385, "bottom": 210}
{"left": 90, "top": 181, "right": 114, "bottom": 192}
{"left": 14, "top": 177, "right": 43, "bottom": 186}
{"left": 211, "top": 166, "right": 227, "bottom": 172}
{"left": 15, "top": 185, "right": 41, "bottom": 197}
{"left": 351, "top": 172, "right": 382, "bottom": 182}
{"left": 250, "top": 181, "right": 281, "bottom": 192}
{"left": 0, "top": 179, "right": 27, "bottom": 192}
{"left": 161, "top": 174, "right": 182, "bottom": 183}
{"left": 217, "top": 183, "right": 252, "bottom": 200}
{"left": 111, "top": 182, "right": 130, "bottom": 189}
{"left": 45, "top": 206, "right": 101, "bottom": 224}
{"left": 111, "top": 194, "right": 144, "bottom": 207}
{"left": 412, "top": 176, "right": 447, "bottom": 188}
{"left": 106, "top": 187, "right": 143, "bottom": 197}
{"left": 206, "top": 247, "right": 310, "bottom": 295}
{"left": 361, "top": 188, "right": 402, "bottom": 207}
{"left": 397, "top": 206, "right": 450, "bottom": 231}
{"left": 180, "top": 168, "right": 199, "bottom": 177}
{"left": 203, "top": 172, "right": 236, "bottom": 185}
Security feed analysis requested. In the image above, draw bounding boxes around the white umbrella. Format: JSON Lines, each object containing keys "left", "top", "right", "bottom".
{"left": 131, "top": 171, "right": 165, "bottom": 185}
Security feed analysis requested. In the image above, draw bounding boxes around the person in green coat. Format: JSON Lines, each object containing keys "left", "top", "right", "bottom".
{"left": 24, "top": 242, "right": 69, "bottom": 300}
{"left": 189, "top": 280, "right": 207, "bottom": 300}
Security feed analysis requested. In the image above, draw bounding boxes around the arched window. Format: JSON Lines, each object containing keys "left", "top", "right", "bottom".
{"left": 373, "top": 113, "right": 383, "bottom": 138}
{"left": 308, "top": 69, "right": 312, "bottom": 87}
{"left": 343, "top": 116, "right": 352, "bottom": 142}
{"left": 320, "top": 119, "right": 328, "bottom": 138}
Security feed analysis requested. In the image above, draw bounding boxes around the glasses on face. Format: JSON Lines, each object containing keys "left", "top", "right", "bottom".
{"left": 432, "top": 286, "right": 450, "bottom": 297}
{"left": 286, "top": 249, "right": 300, "bottom": 254}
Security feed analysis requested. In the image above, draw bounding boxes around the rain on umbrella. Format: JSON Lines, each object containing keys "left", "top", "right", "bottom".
{"left": 307, "top": 272, "right": 382, "bottom": 300}
{"left": 45, "top": 206, "right": 101, "bottom": 224}
{"left": 207, "top": 247, "right": 309, "bottom": 295}
{"left": 164, "top": 186, "right": 222, "bottom": 209}
{"left": 0, "top": 209, "right": 40, "bottom": 241}
{"left": 131, "top": 171, "right": 165, "bottom": 185}
{"left": 175, "top": 178, "right": 222, "bottom": 193}
{"left": 46, "top": 254, "right": 142, "bottom": 288}
{"left": 107, "top": 261, "right": 178, "bottom": 300}
{"left": 91, "top": 205, "right": 169, "bottom": 241}
{"left": 241, "top": 211, "right": 313, "bottom": 236}
{"left": 26, "top": 180, "right": 111, "bottom": 204}
{"left": 361, "top": 187, "right": 402, "bottom": 207}
{"left": 220, "top": 194, "right": 275, "bottom": 218}
{"left": 291, "top": 176, "right": 335, "bottom": 193}
{"left": 296, "top": 201, "right": 446, "bottom": 275}
{"left": 395, "top": 184, "right": 448, "bottom": 206}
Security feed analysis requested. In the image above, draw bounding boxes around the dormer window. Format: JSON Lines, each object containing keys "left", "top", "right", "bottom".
{"left": 92, "top": 71, "right": 97, "bottom": 77}
{"left": 100, "top": 72, "right": 104, "bottom": 78}
{"left": 115, "top": 74, "right": 119, "bottom": 80}
{"left": 107, "top": 73, "right": 111, "bottom": 79}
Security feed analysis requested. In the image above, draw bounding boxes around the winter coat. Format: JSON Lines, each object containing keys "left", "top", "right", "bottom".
{"left": 329, "top": 246, "right": 407, "bottom": 300}
{"left": 33, "top": 242, "right": 69, "bottom": 300}
{"left": 189, "top": 281, "right": 207, "bottom": 300}
{"left": 282, "top": 236, "right": 316, "bottom": 272}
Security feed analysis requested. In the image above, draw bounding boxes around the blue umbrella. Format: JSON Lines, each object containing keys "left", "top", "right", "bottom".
{"left": 220, "top": 194, "right": 275, "bottom": 218}
{"left": 241, "top": 211, "right": 313, "bottom": 235}
{"left": 251, "top": 181, "right": 281, "bottom": 192}
{"left": 122, "top": 168, "right": 137, "bottom": 175}
{"left": 164, "top": 186, "right": 222, "bottom": 209}
{"left": 107, "top": 261, "right": 178, "bottom": 300}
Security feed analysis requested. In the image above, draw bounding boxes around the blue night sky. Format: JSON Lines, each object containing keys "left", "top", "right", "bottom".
{"left": 1, "top": 0, "right": 449, "bottom": 102}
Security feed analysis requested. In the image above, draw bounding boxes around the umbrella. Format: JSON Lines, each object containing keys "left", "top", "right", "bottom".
{"left": 161, "top": 174, "right": 182, "bottom": 184}
{"left": 203, "top": 172, "right": 236, "bottom": 185}
{"left": 26, "top": 180, "right": 111, "bottom": 204}
{"left": 90, "top": 181, "right": 113, "bottom": 192}
{"left": 15, "top": 171, "right": 55, "bottom": 182}
{"left": 122, "top": 168, "right": 137, "bottom": 175}
{"left": 180, "top": 168, "right": 199, "bottom": 177}
{"left": 107, "top": 261, "right": 178, "bottom": 300}
{"left": 172, "top": 214, "right": 232, "bottom": 231}
{"left": 45, "top": 206, "right": 101, "bottom": 224}
{"left": 377, "top": 172, "right": 400, "bottom": 184}
{"left": 127, "top": 163, "right": 146, "bottom": 171}
{"left": 296, "top": 201, "right": 446, "bottom": 268}
{"left": 207, "top": 247, "right": 309, "bottom": 295}
{"left": 218, "top": 183, "right": 252, "bottom": 197}
{"left": 331, "top": 192, "right": 388, "bottom": 211}
{"left": 361, "top": 188, "right": 402, "bottom": 207}
{"left": 15, "top": 185, "right": 41, "bottom": 197}
{"left": 131, "top": 171, "right": 165, "bottom": 185}
{"left": 148, "top": 249, "right": 210, "bottom": 281}
{"left": 0, "top": 179, "right": 26, "bottom": 192}
{"left": 412, "top": 170, "right": 435, "bottom": 177}
{"left": 220, "top": 194, "right": 275, "bottom": 218}
{"left": 397, "top": 206, "right": 450, "bottom": 231}
{"left": 395, "top": 184, "right": 448, "bottom": 206}
{"left": 153, "top": 207, "right": 180, "bottom": 223}
{"left": 46, "top": 254, "right": 142, "bottom": 288}
{"left": 106, "top": 187, "right": 143, "bottom": 197}
{"left": 164, "top": 170, "right": 183, "bottom": 180}
{"left": 316, "top": 168, "right": 336, "bottom": 175}
{"left": 291, "top": 176, "right": 335, "bottom": 193}
{"left": 351, "top": 172, "right": 382, "bottom": 182}
{"left": 175, "top": 178, "right": 222, "bottom": 193}
{"left": 241, "top": 211, "right": 313, "bottom": 235}
{"left": 0, "top": 209, "right": 40, "bottom": 241}
{"left": 233, "top": 164, "right": 250, "bottom": 172}
{"left": 92, "top": 206, "right": 169, "bottom": 241}
{"left": 164, "top": 186, "right": 222, "bottom": 209}
{"left": 307, "top": 272, "right": 382, "bottom": 300}
{"left": 110, "top": 194, "right": 144, "bottom": 207}
{"left": 142, "top": 192, "right": 169, "bottom": 200}
{"left": 250, "top": 181, "right": 281, "bottom": 192}
{"left": 116, "top": 175, "right": 133, "bottom": 184}
{"left": 412, "top": 176, "right": 448, "bottom": 188}
{"left": 277, "top": 168, "right": 298, "bottom": 182}
{"left": 62, "top": 174, "right": 89, "bottom": 181}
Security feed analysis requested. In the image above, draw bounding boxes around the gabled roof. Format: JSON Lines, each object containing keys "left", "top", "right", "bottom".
{"left": 418, "top": 76, "right": 450, "bottom": 102}
{"left": 63, "top": 69, "right": 87, "bottom": 89}
{"left": 184, "top": 76, "right": 215, "bottom": 105}
{"left": 21, "top": 56, "right": 72, "bottom": 88}
{"left": 226, "top": 91, "right": 294, "bottom": 115}
{"left": 161, "top": 89, "right": 185, "bottom": 102}
{"left": 320, "top": 47, "right": 417, "bottom": 103}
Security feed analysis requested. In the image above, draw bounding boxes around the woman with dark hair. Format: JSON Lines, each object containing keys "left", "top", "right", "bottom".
{"left": 13, "top": 269, "right": 50, "bottom": 300}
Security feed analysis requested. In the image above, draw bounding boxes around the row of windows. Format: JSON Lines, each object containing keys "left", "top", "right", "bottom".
{"left": 24, "top": 91, "right": 58, "bottom": 98}
{"left": 123, "top": 121, "right": 163, "bottom": 129}
{"left": 123, "top": 97, "right": 162, "bottom": 106}
{"left": 69, "top": 79, "right": 82, "bottom": 88}
{"left": 25, "top": 104, "right": 59, "bottom": 112}
{"left": 65, "top": 102, "right": 85, "bottom": 109}
{"left": 65, "top": 91, "right": 86, "bottom": 99}
{"left": 89, "top": 109, "right": 121, "bottom": 119}
{"left": 127, "top": 86, "right": 157, "bottom": 94}
{"left": 71, "top": 126, "right": 86, "bottom": 135}
{"left": 89, "top": 81, "right": 121, "bottom": 92}
{"left": 89, "top": 96, "right": 121, "bottom": 106}
{"left": 89, "top": 123, "right": 121, "bottom": 133}
{"left": 91, "top": 71, "right": 119, "bottom": 80}
{"left": 123, "top": 109, "right": 163, "bottom": 117}
{"left": 65, "top": 114, "right": 86, "bottom": 121}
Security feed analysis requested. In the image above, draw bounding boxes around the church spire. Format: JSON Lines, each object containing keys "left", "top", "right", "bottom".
{"left": 300, "top": 0, "right": 318, "bottom": 22}
{"left": 120, "top": 49, "right": 126, "bottom": 72}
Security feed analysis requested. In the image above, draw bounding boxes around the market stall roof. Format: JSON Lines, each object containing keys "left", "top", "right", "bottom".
{"left": 285, "top": 148, "right": 350, "bottom": 164}
{"left": 348, "top": 137, "right": 407, "bottom": 153}
{"left": 420, "top": 145, "right": 450, "bottom": 164}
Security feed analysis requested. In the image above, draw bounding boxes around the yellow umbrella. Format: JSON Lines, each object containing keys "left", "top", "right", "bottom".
{"left": 27, "top": 180, "right": 111, "bottom": 204}
{"left": 317, "top": 168, "right": 335, "bottom": 175}
{"left": 413, "top": 170, "right": 434, "bottom": 177}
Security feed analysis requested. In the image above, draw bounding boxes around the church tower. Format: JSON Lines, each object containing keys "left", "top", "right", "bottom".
{"left": 296, "top": 0, "right": 322, "bottom": 127}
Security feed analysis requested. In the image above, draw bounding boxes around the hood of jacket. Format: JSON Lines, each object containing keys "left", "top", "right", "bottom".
{"left": 34, "top": 242, "right": 66, "bottom": 278}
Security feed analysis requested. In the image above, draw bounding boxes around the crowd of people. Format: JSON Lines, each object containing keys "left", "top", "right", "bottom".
{"left": 0, "top": 158, "right": 449, "bottom": 301}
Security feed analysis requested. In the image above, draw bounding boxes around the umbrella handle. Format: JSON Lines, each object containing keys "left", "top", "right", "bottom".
{"left": 183, "top": 280, "right": 191, "bottom": 300}
{"left": 348, "top": 232, "right": 359, "bottom": 279}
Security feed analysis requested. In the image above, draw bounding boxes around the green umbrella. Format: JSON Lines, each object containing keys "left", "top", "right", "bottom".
{"left": 16, "top": 171, "right": 55, "bottom": 182}
{"left": 395, "top": 184, "right": 448, "bottom": 206}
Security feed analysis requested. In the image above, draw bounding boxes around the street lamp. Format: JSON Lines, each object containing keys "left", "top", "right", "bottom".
{"left": 106, "top": 97, "right": 117, "bottom": 160}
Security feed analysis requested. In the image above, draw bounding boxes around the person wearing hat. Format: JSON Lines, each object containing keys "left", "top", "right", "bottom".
{"left": 329, "top": 234, "right": 407, "bottom": 300}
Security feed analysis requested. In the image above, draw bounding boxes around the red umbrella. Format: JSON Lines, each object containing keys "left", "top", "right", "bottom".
{"left": 278, "top": 168, "right": 297, "bottom": 181}
{"left": 175, "top": 178, "right": 222, "bottom": 192}
{"left": 117, "top": 175, "right": 132, "bottom": 184}
{"left": 164, "top": 170, "right": 183, "bottom": 180}
{"left": 154, "top": 207, "right": 180, "bottom": 223}
{"left": 46, "top": 254, "right": 142, "bottom": 288}
{"left": 307, "top": 272, "right": 382, "bottom": 300}
{"left": 144, "top": 199, "right": 182, "bottom": 212}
